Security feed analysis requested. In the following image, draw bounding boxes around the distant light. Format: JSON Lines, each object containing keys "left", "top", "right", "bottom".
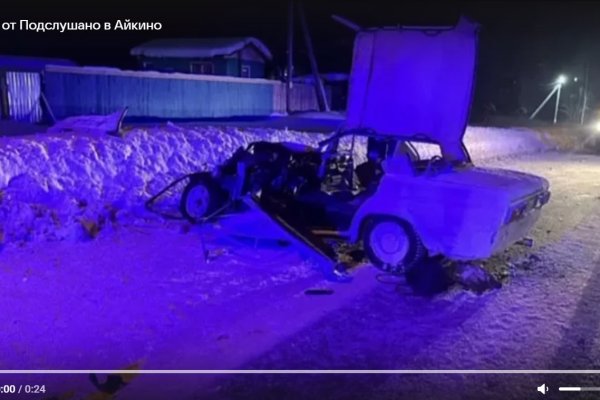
{"left": 574, "top": 77, "right": 579, "bottom": 82}
{"left": 594, "top": 120, "right": 600, "bottom": 133}
{"left": 557, "top": 75, "right": 567, "bottom": 85}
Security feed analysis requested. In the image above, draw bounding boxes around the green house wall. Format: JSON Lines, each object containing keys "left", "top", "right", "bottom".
{"left": 138, "top": 56, "right": 265, "bottom": 78}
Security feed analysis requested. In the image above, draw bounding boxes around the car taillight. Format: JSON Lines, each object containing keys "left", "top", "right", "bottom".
{"left": 538, "top": 191, "right": 551, "bottom": 207}
{"left": 507, "top": 204, "right": 527, "bottom": 223}
{"left": 505, "top": 191, "right": 550, "bottom": 224}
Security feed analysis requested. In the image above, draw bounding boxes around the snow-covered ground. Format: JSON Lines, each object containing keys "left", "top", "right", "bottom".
{"left": 0, "top": 122, "right": 549, "bottom": 246}
{"left": 0, "top": 151, "right": 599, "bottom": 399}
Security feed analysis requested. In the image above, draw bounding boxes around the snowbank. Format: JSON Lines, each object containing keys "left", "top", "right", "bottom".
{"left": 463, "top": 126, "right": 553, "bottom": 162}
{"left": 0, "top": 125, "right": 324, "bottom": 244}
{"left": 0, "top": 123, "right": 551, "bottom": 244}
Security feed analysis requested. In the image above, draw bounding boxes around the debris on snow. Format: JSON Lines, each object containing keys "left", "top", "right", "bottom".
{"left": 47, "top": 108, "right": 128, "bottom": 137}
{"left": 450, "top": 262, "right": 502, "bottom": 294}
{"left": 80, "top": 218, "right": 101, "bottom": 239}
{"left": 510, "top": 253, "right": 542, "bottom": 271}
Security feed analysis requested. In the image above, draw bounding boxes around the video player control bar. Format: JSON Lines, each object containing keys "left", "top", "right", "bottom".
{"left": 559, "top": 387, "right": 600, "bottom": 392}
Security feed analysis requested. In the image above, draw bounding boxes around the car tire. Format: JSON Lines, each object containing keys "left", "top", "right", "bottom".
{"left": 363, "top": 217, "right": 426, "bottom": 275}
{"left": 180, "top": 173, "right": 227, "bottom": 223}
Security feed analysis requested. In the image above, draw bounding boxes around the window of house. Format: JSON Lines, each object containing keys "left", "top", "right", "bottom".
{"left": 190, "top": 62, "right": 214, "bottom": 75}
{"left": 241, "top": 64, "right": 251, "bottom": 78}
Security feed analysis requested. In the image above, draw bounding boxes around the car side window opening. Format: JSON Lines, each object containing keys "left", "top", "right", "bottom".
{"left": 411, "top": 142, "right": 443, "bottom": 160}
{"left": 319, "top": 131, "right": 465, "bottom": 191}
{"left": 355, "top": 137, "right": 389, "bottom": 189}
{"left": 406, "top": 141, "right": 467, "bottom": 175}
{"left": 321, "top": 134, "right": 357, "bottom": 192}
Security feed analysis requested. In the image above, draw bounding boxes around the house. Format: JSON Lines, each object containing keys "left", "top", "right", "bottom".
{"left": 130, "top": 37, "right": 272, "bottom": 79}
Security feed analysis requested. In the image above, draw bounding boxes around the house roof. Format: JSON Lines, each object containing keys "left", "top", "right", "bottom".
{"left": 0, "top": 54, "right": 76, "bottom": 72}
{"left": 130, "top": 37, "right": 272, "bottom": 60}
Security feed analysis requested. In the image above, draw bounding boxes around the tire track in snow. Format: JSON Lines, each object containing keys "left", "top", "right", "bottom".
{"left": 549, "top": 214, "right": 600, "bottom": 369}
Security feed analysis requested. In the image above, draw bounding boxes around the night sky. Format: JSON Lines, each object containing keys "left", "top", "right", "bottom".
{"left": 2, "top": 0, "right": 599, "bottom": 119}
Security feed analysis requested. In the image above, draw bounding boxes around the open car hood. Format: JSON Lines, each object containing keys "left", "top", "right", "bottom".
{"left": 344, "top": 17, "right": 479, "bottom": 162}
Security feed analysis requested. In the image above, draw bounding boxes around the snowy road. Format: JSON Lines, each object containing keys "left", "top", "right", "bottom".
{"left": 1, "top": 152, "right": 600, "bottom": 399}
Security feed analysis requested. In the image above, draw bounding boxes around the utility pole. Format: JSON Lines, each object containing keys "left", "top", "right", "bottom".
{"left": 530, "top": 75, "right": 566, "bottom": 124}
{"left": 286, "top": 0, "right": 294, "bottom": 114}
{"left": 331, "top": 14, "right": 362, "bottom": 32}
{"left": 553, "top": 83, "right": 562, "bottom": 124}
{"left": 297, "top": 1, "right": 330, "bottom": 112}
{"left": 580, "top": 60, "right": 589, "bottom": 125}
{"left": 530, "top": 85, "right": 559, "bottom": 120}
{"left": 0, "top": 71, "right": 8, "bottom": 119}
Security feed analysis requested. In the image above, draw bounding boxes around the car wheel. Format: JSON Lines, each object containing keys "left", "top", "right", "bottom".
{"left": 180, "top": 174, "right": 226, "bottom": 223}
{"left": 363, "top": 217, "right": 425, "bottom": 274}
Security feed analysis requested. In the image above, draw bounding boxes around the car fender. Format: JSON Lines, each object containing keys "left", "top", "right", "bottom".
{"left": 346, "top": 173, "right": 507, "bottom": 259}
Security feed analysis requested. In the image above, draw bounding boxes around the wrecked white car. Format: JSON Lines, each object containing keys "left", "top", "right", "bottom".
{"left": 166, "top": 17, "right": 550, "bottom": 276}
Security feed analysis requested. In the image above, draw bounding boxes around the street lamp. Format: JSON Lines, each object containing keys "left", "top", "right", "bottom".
{"left": 530, "top": 74, "right": 568, "bottom": 124}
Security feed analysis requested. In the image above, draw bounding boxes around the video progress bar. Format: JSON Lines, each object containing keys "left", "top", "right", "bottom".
{"left": 560, "top": 387, "right": 600, "bottom": 392}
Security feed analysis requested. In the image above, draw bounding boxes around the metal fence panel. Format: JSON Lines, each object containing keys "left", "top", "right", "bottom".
{"left": 45, "top": 67, "right": 274, "bottom": 119}
{"left": 6, "top": 71, "right": 42, "bottom": 123}
{"left": 44, "top": 66, "right": 320, "bottom": 120}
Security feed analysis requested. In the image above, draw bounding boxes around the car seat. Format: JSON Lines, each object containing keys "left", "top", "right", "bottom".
{"left": 382, "top": 141, "right": 416, "bottom": 176}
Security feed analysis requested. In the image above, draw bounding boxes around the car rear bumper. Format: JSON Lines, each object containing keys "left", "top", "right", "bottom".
{"left": 492, "top": 190, "right": 550, "bottom": 254}
{"left": 491, "top": 207, "right": 543, "bottom": 254}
